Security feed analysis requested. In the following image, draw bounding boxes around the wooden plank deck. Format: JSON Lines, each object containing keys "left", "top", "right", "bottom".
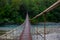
{"left": 19, "top": 14, "right": 32, "bottom": 40}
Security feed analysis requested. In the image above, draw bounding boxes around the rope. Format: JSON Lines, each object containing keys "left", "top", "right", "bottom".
{"left": 31, "top": 0, "right": 60, "bottom": 20}
{"left": 0, "top": 22, "right": 25, "bottom": 38}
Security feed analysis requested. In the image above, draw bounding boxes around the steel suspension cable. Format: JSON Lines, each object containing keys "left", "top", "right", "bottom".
{"left": 31, "top": 0, "right": 60, "bottom": 20}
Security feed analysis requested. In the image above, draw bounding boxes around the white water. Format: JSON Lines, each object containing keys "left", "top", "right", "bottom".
{"left": 32, "top": 33, "right": 60, "bottom": 40}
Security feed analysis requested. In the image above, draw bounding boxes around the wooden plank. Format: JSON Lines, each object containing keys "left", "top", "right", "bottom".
{"left": 19, "top": 14, "right": 32, "bottom": 40}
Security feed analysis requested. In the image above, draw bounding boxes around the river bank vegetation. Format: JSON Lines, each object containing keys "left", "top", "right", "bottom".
{"left": 0, "top": 0, "right": 60, "bottom": 24}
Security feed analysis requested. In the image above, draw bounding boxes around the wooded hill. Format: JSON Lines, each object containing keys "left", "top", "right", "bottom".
{"left": 0, "top": 0, "right": 60, "bottom": 24}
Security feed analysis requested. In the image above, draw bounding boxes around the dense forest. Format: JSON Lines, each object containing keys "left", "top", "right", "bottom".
{"left": 0, "top": 0, "right": 60, "bottom": 24}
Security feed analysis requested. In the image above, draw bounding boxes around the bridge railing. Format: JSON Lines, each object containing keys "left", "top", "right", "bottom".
{"left": 0, "top": 23, "right": 25, "bottom": 40}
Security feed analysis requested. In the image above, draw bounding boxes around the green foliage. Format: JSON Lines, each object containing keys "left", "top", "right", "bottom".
{"left": 0, "top": 0, "right": 60, "bottom": 24}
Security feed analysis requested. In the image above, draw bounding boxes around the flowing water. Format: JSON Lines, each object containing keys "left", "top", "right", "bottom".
{"left": 0, "top": 23, "right": 60, "bottom": 40}
{"left": 0, "top": 22, "right": 60, "bottom": 31}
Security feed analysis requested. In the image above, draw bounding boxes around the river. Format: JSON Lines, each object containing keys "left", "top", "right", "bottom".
{"left": 0, "top": 22, "right": 60, "bottom": 31}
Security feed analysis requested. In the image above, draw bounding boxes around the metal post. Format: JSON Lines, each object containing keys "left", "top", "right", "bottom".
{"left": 43, "top": 14, "right": 46, "bottom": 40}
{"left": 37, "top": 26, "right": 38, "bottom": 40}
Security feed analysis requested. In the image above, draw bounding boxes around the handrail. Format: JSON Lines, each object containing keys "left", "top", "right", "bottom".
{"left": 0, "top": 23, "right": 24, "bottom": 38}
{"left": 31, "top": 0, "right": 60, "bottom": 20}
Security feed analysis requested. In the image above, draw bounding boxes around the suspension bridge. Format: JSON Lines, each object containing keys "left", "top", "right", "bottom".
{"left": 0, "top": 0, "right": 60, "bottom": 40}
